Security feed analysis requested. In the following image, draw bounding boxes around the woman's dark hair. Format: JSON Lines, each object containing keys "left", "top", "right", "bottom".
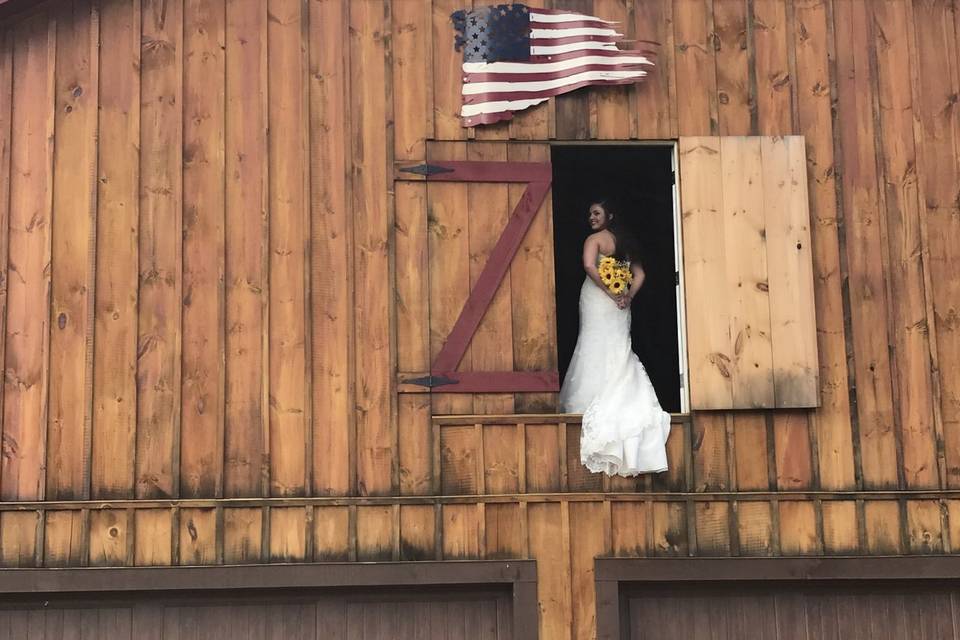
{"left": 592, "top": 199, "right": 642, "bottom": 265}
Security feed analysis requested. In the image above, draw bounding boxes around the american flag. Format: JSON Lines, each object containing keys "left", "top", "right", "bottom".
{"left": 451, "top": 3, "right": 657, "bottom": 127}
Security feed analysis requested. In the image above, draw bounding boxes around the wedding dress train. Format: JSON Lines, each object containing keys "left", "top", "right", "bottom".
{"left": 559, "top": 274, "right": 672, "bottom": 476}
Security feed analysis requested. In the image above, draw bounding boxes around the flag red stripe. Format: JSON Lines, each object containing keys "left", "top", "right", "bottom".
{"left": 528, "top": 48, "right": 657, "bottom": 63}
{"left": 463, "top": 77, "right": 644, "bottom": 105}
{"left": 465, "top": 62, "right": 648, "bottom": 84}
{"left": 530, "top": 34, "right": 620, "bottom": 46}
{"left": 528, "top": 18, "right": 618, "bottom": 30}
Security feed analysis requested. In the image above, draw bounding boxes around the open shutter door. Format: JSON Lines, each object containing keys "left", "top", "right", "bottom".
{"left": 396, "top": 142, "right": 558, "bottom": 398}
{"left": 679, "top": 136, "right": 820, "bottom": 409}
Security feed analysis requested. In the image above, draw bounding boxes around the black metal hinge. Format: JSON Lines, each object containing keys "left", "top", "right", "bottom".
{"left": 399, "top": 163, "right": 455, "bottom": 177}
{"left": 405, "top": 374, "right": 458, "bottom": 389}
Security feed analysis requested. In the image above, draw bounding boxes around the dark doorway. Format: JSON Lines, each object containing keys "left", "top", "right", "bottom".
{"left": 551, "top": 144, "right": 681, "bottom": 414}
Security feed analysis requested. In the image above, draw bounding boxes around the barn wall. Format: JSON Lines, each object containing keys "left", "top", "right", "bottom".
{"left": 0, "top": 0, "right": 959, "bottom": 637}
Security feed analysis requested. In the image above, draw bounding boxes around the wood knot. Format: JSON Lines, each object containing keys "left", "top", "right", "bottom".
{"left": 108, "top": 526, "right": 120, "bottom": 538}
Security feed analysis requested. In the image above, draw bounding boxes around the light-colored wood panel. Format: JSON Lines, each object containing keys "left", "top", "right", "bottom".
{"left": 906, "top": 499, "right": 944, "bottom": 554}
{"left": 89, "top": 509, "right": 129, "bottom": 566}
{"left": 509, "top": 143, "right": 557, "bottom": 413}
{"left": 720, "top": 136, "right": 774, "bottom": 407}
{"left": 136, "top": 0, "right": 183, "bottom": 500}
{"left": 633, "top": 0, "right": 675, "bottom": 138}
{"left": 695, "top": 501, "right": 730, "bottom": 556}
{"left": 592, "top": 0, "right": 632, "bottom": 139}
{"left": 399, "top": 394, "right": 432, "bottom": 496}
{"left": 0, "top": 510, "right": 38, "bottom": 567}
{"left": 223, "top": 507, "right": 262, "bottom": 564}
{"left": 43, "top": 510, "right": 83, "bottom": 567}
{"left": 611, "top": 501, "right": 648, "bottom": 557}
{"left": 133, "top": 509, "right": 172, "bottom": 566}
{"left": 692, "top": 400, "right": 729, "bottom": 490}
{"left": 399, "top": 504, "right": 435, "bottom": 561}
{"left": 774, "top": 411, "right": 813, "bottom": 490}
{"left": 778, "top": 501, "right": 819, "bottom": 556}
{"left": 872, "top": 0, "right": 939, "bottom": 490}
{"left": 356, "top": 505, "right": 394, "bottom": 561}
{"left": 267, "top": 0, "right": 309, "bottom": 498}
{"left": 672, "top": 0, "right": 717, "bottom": 135}
{"left": 733, "top": 412, "right": 769, "bottom": 491}
{"left": 178, "top": 507, "right": 217, "bottom": 565}
{"left": 440, "top": 424, "right": 478, "bottom": 495}
{"left": 525, "top": 424, "right": 564, "bottom": 492}
{"left": 679, "top": 136, "right": 733, "bottom": 409}
{"left": 0, "top": 27, "right": 10, "bottom": 505}
{"left": 3, "top": 12, "right": 55, "bottom": 502}
{"left": 483, "top": 424, "right": 520, "bottom": 494}
{"left": 752, "top": 0, "right": 792, "bottom": 134}
{"left": 833, "top": 0, "right": 898, "bottom": 489}
{"left": 441, "top": 503, "right": 482, "bottom": 560}
{"left": 736, "top": 501, "right": 774, "bottom": 556}
{"left": 652, "top": 501, "right": 688, "bottom": 556}
{"left": 91, "top": 0, "right": 140, "bottom": 500}
{"left": 466, "top": 142, "right": 513, "bottom": 415}
{"left": 395, "top": 180, "right": 429, "bottom": 374}
{"left": 790, "top": 0, "right": 855, "bottom": 490}
{"left": 822, "top": 500, "right": 858, "bottom": 554}
{"left": 269, "top": 506, "right": 306, "bottom": 562}
{"left": 350, "top": 0, "right": 394, "bottom": 496}
{"left": 392, "top": 0, "right": 432, "bottom": 160}
{"left": 431, "top": 0, "right": 467, "bottom": 141}
{"left": 863, "top": 500, "right": 901, "bottom": 555}
{"left": 313, "top": 505, "right": 350, "bottom": 562}
{"left": 763, "top": 136, "right": 819, "bottom": 407}
{"left": 712, "top": 0, "right": 751, "bottom": 135}
{"left": 309, "top": 0, "right": 352, "bottom": 497}
{"left": 223, "top": 0, "right": 268, "bottom": 498}
{"left": 484, "top": 502, "right": 523, "bottom": 559}
{"left": 47, "top": 0, "right": 97, "bottom": 501}
{"left": 528, "top": 502, "right": 572, "bottom": 640}
{"left": 569, "top": 501, "right": 608, "bottom": 640}
{"left": 180, "top": 0, "right": 225, "bottom": 499}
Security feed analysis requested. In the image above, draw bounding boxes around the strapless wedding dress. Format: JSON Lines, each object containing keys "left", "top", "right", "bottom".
{"left": 559, "top": 274, "right": 672, "bottom": 476}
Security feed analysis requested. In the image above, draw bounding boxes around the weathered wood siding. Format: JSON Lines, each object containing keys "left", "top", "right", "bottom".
{"left": 1, "top": 0, "right": 959, "bottom": 637}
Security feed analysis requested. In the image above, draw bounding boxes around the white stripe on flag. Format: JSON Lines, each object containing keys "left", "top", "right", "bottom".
{"left": 461, "top": 97, "right": 550, "bottom": 118}
{"left": 529, "top": 27, "right": 622, "bottom": 38}
{"left": 462, "top": 54, "right": 652, "bottom": 75}
{"left": 530, "top": 41, "right": 620, "bottom": 55}
{"left": 462, "top": 69, "right": 647, "bottom": 95}
{"left": 528, "top": 11, "right": 616, "bottom": 24}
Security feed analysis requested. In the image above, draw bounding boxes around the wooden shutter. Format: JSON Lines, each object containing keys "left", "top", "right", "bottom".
{"left": 396, "top": 142, "right": 558, "bottom": 395}
{"left": 679, "top": 136, "right": 819, "bottom": 409}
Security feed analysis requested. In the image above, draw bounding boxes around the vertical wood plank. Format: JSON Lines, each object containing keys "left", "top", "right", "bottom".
{"left": 633, "top": 0, "right": 675, "bottom": 138}
{"left": 133, "top": 509, "right": 173, "bottom": 566}
{"left": 509, "top": 143, "right": 557, "bottom": 413}
{"left": 467, "top": 142, "right": 513, "bottom": 415}
{"left": 763, "top": 136, "right": 819, "bottom": 407}
{"left": 399, "top": 504, "right": 435, "bottom": 560}
{"left": 863, "top": 500, "right": 902, "bottom": 555}
{"left": 484, "top": 502, "right": 523, "bottom": 559}
{"left": 774, "top": 411, "right": 814, "bottom": 490}
{"left": 551, "top": 0, "right": 593, "bottom": 139}
{"left": 528, "top": 502, "right": 572, "bottom": 640}
{"left": 720, "top": 136, "right": 774, "bottom": 407}
{"left": 611, "top": 502, "right": 648, "bottom": 557}
{"left": 872, "top": 0, "right": 939, "bottom": 490}
{"left": 713, "top": 0, "right": 751, "bottom": 136}
{"left": 43, "top": 510, "right": 83, "bottom": 567}
{"left": 89, "top": 509, "right": 129, "bottom": 566}
{"left": 309, "top": 0, "right": 352, "bottom": 496}
{"left": 752, "top": 0, "right": 793, "bottom": 134}
{"left": 694, "top": 501, "right": 731, "bottom": 556}
{"left": 268, "top": 506, "right": 306, "bottom": 562}
{"left": 398, "top": 394, "right": 432, "bottom": 495}
{"left": 313, "top": 505, "right": 350, "bottom": 561}
{"left": 224, "top": 0, "right": 268, "bottom": 498}
{"left": 652, "top": 501, "right": 688, "bottom": 556}
{"left": 791, "top": 0, "right": 855, "bottom": 489}
{"left": 483, "top": 424, "right": 520, "bottom": 494}
{"left": 821, "top": 500, "right": 858, "bottom": 554}
{"left": 734, "top": 413, "right": 770, "bottom": 490}
{"left": 0, "top": 511, "right": 38, "bottom": 567}
{"left": 910, "top": 0, "right": 960, "bottom": 489}
{"left": 441, "top": 503, "right": 482, "bottom": 560}
{"left": 137, "top": 0, "right": 183, "bottom": 500}
{"left": 833, "top": 0, "right": 898, "bottom": 489}
{"left": 350, "top": 0, "right": 394, "bottom": 496}
{"left": 692, "top": 413, "right": 730, "bottom": 491}
{"left": 392, "top": 0, "right": 432, "bottom": 160}
{"left": 91, "top": 0, "right": 140, "bottom": 500}
{"left": 181, "top": 0, "right": 226, "bottom": 499}
{"left": 356, "top": 505, "right": 394, "bottom": 561}
{"left": 736, "top": 501, "right": 774, "bottom": 556}
{"left": 569, "top": 501, "right": 608, "bottom": 640}
{"left": 267, "top": 0, "right": 308, "bottom": 498}
{"left": 593, "top": 0, "right": 632, "bottom": 140}
{"left": 178, "top": 507, "right": 217, "bottom": 565}
{"left": 673, "top": 0, "right": 718, "bottom": 135}
{"left": 906, "top": 499, "right": 944, "bottom": 554}
{"left": 0, "top": 25, "right": 10, "bottom": 507}
{"left": 223, "top": 507, "right": 262, "bottom": 564}
{"left": 778, "top": 501, "right": 819, "bottom": 555}
{"left": 432, "top": 0, "right": 467, "bottom": 141}
{"left": 47, "top": 0, "right": 98, "bottom": 502}
{"left": 3, "top": 12, "right": 55, "bottom": 501}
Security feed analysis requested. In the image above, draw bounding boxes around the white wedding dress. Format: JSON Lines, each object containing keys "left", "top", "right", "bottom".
{"left": 560, "top": 262, "right": 672, "bottom": 476}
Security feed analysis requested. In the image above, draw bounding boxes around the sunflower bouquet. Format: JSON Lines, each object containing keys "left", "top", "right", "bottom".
{"left": 598, "top": 256, "right": 633, "bottom": 297}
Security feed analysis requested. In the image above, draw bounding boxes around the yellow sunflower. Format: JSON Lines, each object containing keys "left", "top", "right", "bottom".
{"left": 601, "top": 270, "right": 614, "bottom": 285}
{"left": 599, "top": 256, "right": 616, "bottom": 269}
{"left": 610, "top": 279, "right": 625, "bottom": 295}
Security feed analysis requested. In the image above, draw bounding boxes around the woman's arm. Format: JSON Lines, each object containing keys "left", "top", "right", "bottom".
{"left": 618, "top": 262, "right": 646, "bottom": 309}
{"left": 582, "top": 236, "right": 620, "bottom": 301}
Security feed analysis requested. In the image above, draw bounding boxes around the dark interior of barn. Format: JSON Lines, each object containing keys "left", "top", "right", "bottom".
{"left": 551, "top": 144, "right": 681, "bottom": 414}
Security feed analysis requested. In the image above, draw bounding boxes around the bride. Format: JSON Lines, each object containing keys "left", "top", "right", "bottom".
{"left": 559, "top": 200, "right": 672, "bottom": 476}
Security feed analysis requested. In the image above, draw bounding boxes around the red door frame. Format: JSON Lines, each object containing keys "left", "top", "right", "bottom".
{"left": 400, "top": 158, "right": 558, "bottom": 393}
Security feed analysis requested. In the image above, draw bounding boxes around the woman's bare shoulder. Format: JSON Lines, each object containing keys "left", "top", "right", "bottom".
{"left": 585, "top": 230, "right": 613, "bottom": 243}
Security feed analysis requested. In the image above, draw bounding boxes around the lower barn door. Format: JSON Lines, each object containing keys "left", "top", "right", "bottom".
{"left": 0, "top": 585, "right": 513, "bottom": 639}
{"left": 624, "top": 580, "right": 958, "bottom": 639}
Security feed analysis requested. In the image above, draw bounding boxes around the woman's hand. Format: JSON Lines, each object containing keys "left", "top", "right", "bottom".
{"left": 616, "top": 292, "right": 632, "bottom": 309}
